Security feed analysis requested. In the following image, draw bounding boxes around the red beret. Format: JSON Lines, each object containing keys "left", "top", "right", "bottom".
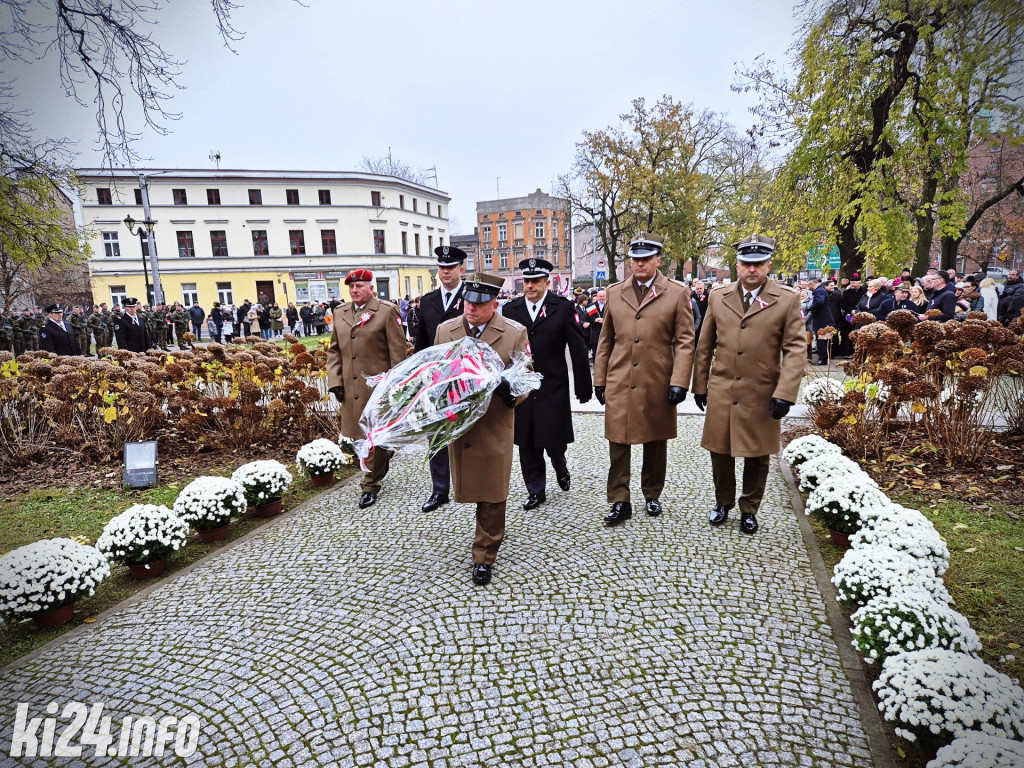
{"left": 345, "top": 269, "right": 374, "bottom": 285}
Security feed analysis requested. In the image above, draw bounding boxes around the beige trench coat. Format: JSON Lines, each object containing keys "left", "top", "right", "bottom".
{"left": 435, "top": 314, "right": 529, "bottom": 503}
{"left": 327, "top": 297, "right": 409, "bottom": 440}
{"left": 593, "top": 272, "right": 695, "bottom": 444}
{"left": 691, "top": 281, "right": 806, "bottom": 457}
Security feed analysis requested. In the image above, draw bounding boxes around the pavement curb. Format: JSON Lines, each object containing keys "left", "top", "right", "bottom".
{"left": 0, "top": 470, "right": 361, "bottom": 677}
{"left": 779, "top": 454, "right": 897, "bottom": 768}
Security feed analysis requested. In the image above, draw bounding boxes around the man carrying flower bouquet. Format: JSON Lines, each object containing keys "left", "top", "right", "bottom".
{"left": 415, "top": 245, "right": 468, "bottom": 513}
{"left": 436, "top": 272, "right": 530, "bottom": 586}
{"left": 502, "top": 257, "right": 592, "bottom": 510}
{"left": 327, "top": 269, "right": 409, "bottom": 509}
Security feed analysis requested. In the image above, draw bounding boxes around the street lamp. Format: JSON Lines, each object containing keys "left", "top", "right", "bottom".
{"left": 124, "top": 215, "right": 156, "bottom": 304}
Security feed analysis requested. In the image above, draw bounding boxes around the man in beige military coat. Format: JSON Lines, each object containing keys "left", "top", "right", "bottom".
{"left": 691, "top": 235, "right": 806, "bottom": 534}
{"left": 593, "top": 232, "right": 695, "bottom": 526}
{"left": 327, "top": 269, "right": 409, "bottom": 509}
{"left": 435, "top": 272, "right": 529, "bottom": 586}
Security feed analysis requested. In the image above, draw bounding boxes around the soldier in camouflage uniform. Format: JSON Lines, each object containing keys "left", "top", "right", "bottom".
{"left": 30, "top": 308, "right": 43, "bottom": 350}
{"left": 86, "top": 306, "right": 103, "bottom": 353}
{"left": 72, "top": 306, "right": 90, "bottom": 355}
{"left": 155, "top": 304, "right": 171, "bottom": 350}
{"left": 13, "top": 310, "right": 32, "bottom": 355}
{"left": 0, "top": 310, "right": 14, "bottom": 354}
{"left": 170, "top": 304, "right": 190, "bottom": 349}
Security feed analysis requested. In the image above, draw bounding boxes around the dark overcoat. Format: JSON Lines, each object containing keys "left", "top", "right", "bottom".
{"left": 327, "top": 297, "right": 409, "bottom": 440}
{"left": 691, "top": 281, "right": 806, "bottom": 457}
{"left": 414, "top": 284, "right": 465, "bottom": 352}
{"left": 502, "top": 292, "right": 592, "bottom": 448}
{"left": 113, "top": 314, "right": 149, "bottom": 352}
{"left": 593, "top": 272, "right": 695, "bottom": 444}
{"left": 809, "top": 284, "right": 835, "bottom": 331}
{"left": 435, "top": 314, "right": 529, "bottom": 503}
{"left": 39, "top": 319, "right": 81, "bottom": 356}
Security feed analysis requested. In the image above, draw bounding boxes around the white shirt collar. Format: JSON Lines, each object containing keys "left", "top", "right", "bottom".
{"left": 442, "top": 282, "right": 463, "bottom": 308}
{"left": 637, "top": 277, "right": 655, "bottom": 289}
{"left": 528, "top": 291, "right": 548, "bottom": 311}
{"left": 743, "top": 282, "right": 766, "bottom": 301}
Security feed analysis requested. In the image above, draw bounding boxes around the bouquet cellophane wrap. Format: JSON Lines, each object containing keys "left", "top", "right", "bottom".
{"left": 354, "top": 336, "right": 542, "bottom": 467}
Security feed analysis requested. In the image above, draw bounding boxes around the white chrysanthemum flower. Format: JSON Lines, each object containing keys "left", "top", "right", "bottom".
{"left": 797, "top": 452, "right": 873, "bottom": 493}
{"left": 0, "top": 538, "right": 111, "bottom": 618}
{"left": 803, "top": 377, "right": 845, "bottom": 407}
{"left": 173, "top": 476, "right": 247, "bottom": 531}
{"left": 295, "top": 439, "right": 349, "bottom": 477}
{"left": 96, "top": 504, "right": 189, "bottom": 566}
{"left": 852, "top": 503, "right": 950, "bottom": 575}
{"left": 832, "top": 545, "right": 950, "bottom": 608}
{"left": 231, "top": 460, "right": 292, "bottom": 505}
{"left": 805, "top": 474, "right": 889, "bottom": 535}
{"left": 931, "top": 732, "right": 1024, "bottom": 768}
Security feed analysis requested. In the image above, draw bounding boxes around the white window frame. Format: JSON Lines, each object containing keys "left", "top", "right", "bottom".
{"left": 497, "top": 223, "right": 507, "bottom": 242}
{"left": 216, "top": 282, "right": 233, "bottom": 305}
{"left": 182, "top": 283, "right": 199, "bottom": 306}
{"left": 110, "top": 285, "right": 127, "bottom": 305}
{"left": 535, "top": 221, "right": 545, "bottom": 239}
{"left": 103, "top": 232, "right": 121, "bottom": 258}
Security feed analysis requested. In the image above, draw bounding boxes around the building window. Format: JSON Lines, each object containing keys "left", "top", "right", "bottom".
{"left": 206, "top": 189, "right": 221, "bottom": 205}
{"left": 399, "top": 194, "right": 405, "bottom": 209}
{"left": 321, "top": 229, "right": 337, "bottom": 254}
{"left": 294, "top": 282, "right": 310, "bottom": 302}
{"left": 172, "top": 189, "right": 187, "bottom": 205}
{"left": 484, "top": 252, "right": 493, "bottom": 269}
{"left": 414, "top": 233, "right": 420, "bottom": 255}
{"left": 289, "top": 230, "right": 306, "bottom": 255}
{"left": 412, "top": 198, "right": 418, "bottom": 212}
{"left": 216, "top": 282, "right": 233, "bottom": 305}
{"left": 405, "top": 277, "right": 411, "bottom": 298}
{"left": 134, "top": 189, "right": 143, "bottom": 205}
{"left": 535, "top": 221, "right": 545, "bottom": 239}
{"left": 102, "top": 232, "right": 121, "bottom": 258}
{"left": 426, "top": 201, "right": 431, "bottom": 216}
{"left": 376, "top": 277, "right": 390, "bottom": 300}
{"left": 499, "top": 252, "right": 508, "bottom": 269}
{"left": 437, "top": 205, "right": 443, "bottom": 218}
{"left": 428, "top": 235, "right": 433, "bottom": 253}
{"left": 498, "top": 223, "right": 507, "bottom": 242}
{"left": 373, "top": 229, "right": 386, "bottom": 254}
{"left": 110, "top": 285, "right": 127, "bottom": 306}
{"left": 318, "top": 189, "right": 332, "bottom": 205}
{"left": 417, "top": 276, "right": 423, "bottom": 296}
{"left": 248, "top": 189, "right": 262, "bottom": 205}
{"left": 210, "top": 230, "right": 229, "bottom": 256}
{"left": 401, "top": 231, "right": 408, "bottom": 254}
{"left": 483, "top": 225, "right": 491, "bottom": 242}
{"left": 371, "top": 191, "right": 382, "bottom": 206}
{"left": 251, "top": 230, "right": 268, "bottom": 256}
{"left": 97, "top": 188, "right": 112, "bottom": 205}
{"left": 439, "top": 237, "right": 444, "bottom": 247}
{"left": 176, "top": 231, "right": 195, "bottom": 258}
{"left": 181, "top": 283, "right": 199, "bottom": 306}
{"left": 513, "top": 221, "right": 523, "bottom": 240}
{"left": 286, "top": 189, "right": 300, "bottom": 205}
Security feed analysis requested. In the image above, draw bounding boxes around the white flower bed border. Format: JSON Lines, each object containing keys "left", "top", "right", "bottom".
{"left": 930, "top": 732, "right": 1024, "bottom": 768}
{"left": 0, "top": 538, "right": 111, "bottom": 619}
{"left": 96, "top": 504, "right": 189, "bottom": 566}
{"left": 231, "top": 459, "right": 293, "bottom": 504}
{"left": 173, "top": 476, "right": 247, "bottom": 531}
{"left": 296, "top": 439, "right": 349, "bottom": 477}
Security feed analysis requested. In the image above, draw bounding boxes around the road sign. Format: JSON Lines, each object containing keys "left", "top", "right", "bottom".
{"left": 806, "top": 245, "right": 841, "bottom": 272}
{"left": 597, "top": 258, "right": 606, "bottom": 267}
{"left": 596, "top": 270, "right": 606, "bottom": 280}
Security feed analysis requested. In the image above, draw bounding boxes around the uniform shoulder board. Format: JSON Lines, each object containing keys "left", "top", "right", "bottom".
{"left": 437, "top": 317, "right": 462, "bottom": 332}
{"left": 779, "top": 283, "right": 799, "bottom": 293}
{"left": 669, "top": 278, "right": 688, "bottom": 288}
{"left": 503, "top": 316, "right": 525, "bottom": 331}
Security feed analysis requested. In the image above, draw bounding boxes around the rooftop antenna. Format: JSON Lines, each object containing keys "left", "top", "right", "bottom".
{"left": 496, "top": 177, "right": 500, "bottom": 199}
{"left": 209, "top": 150, "right": 221, "bottom": 169}
{"left": 426, "top": 165, "right": 438, "bottom": 188}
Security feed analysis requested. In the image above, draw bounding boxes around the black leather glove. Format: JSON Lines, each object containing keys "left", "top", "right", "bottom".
{"left": 329, "top": 386, "right": 345, "bottom": 403}
{"left": 668, "top": 386, "right": 688, "bottom": 405}
{"left": 693, "top": 393, "right": 707, "bottom": 411}
{"left": 577, "top": 389, "right": 593, "bottom": 404}
{"left": 769, "top": 397, "right": 793, "bottom": 419}
{"left": 494, "top": 378, "right": 516, "bottom": 408}
{"left": 594, "top": 386, "right": 605, "bottom": 405}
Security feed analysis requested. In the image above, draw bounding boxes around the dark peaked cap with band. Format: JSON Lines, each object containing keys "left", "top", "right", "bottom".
{"left": 435, "top": 244, "right": 468, "bottom": 266}
{"left": 463, "top": 272, "right": 504, "bottom": 303}
{"left": 628, "top": 232, "right": 664, "bottom": 258}
{"left": 519, "top": 257, "right": 553, "bottom": 278}
{"left": 734, "top": 233, "right": 775, "bottom": 263}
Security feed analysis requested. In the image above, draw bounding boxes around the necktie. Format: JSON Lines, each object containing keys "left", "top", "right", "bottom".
{"left": 444, "top": 292, "right": 451, "bottom": 310}
{"left": 634, "top": 281, "right": 648, "bottom": 304}
{"left": 743, "top": 292, "right": 753, "bottom": 313}
{"left": 530, "top": 303, "right": 538, "bottom": 321}
{"left": 473, "top": 326, "right": 483, "bottom": 338}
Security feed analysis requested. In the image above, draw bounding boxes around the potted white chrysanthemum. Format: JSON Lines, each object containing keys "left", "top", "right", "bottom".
{"left": 173, "top": 476, "right": 247, "bottom": 542}
{"left": 874, "top": 649, "right": 1024, "bottom": 758}
{"left": 0, "top": 538, "right": 111, "bottom": 627}
{"left": 852, "top": 503, "right": 950, "bottom": 575}
{"left": 802, "top": 377, "right": 845, "bottom": 407}
{"left": 930, "top": 732, "right": 1024, "bottom": 768}
{"left": 796, "top": 452, "right": 872, "bottom": 494}
{"left": 296, "top": 439, "right": 349, "bottom": 486}
{"left": 805, "top": 474, "right": 890, "bottom": 547}
{"left": 231, "top": 460, "right": 293, "bottom": 516}
{"left": 850, "top": 589, "right": 980, "bottom": 665}
{"left": 831, "top": 545, "right": 950, "bottom": 609}
{"left": 782, "top": 433, "right": 843, "bottom": 470}
{"left": 96, "top": 504, "right": 190, "bottom": 579}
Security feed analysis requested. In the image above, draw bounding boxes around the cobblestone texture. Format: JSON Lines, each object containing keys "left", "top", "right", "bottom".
{"left": 0, "top": 415, "right": 873, "bottom": 767}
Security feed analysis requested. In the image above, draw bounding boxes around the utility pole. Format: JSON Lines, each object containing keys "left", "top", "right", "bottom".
{"left": 592, "top": 199, "right": 599, "bottom": 288}
{"left": 138, "top": 174, "right": 165, "bottom": 305}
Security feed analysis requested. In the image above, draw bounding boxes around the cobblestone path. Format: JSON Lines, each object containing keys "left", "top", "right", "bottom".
{"left": 1, "top": 415, "right": 873, "bottom": 767}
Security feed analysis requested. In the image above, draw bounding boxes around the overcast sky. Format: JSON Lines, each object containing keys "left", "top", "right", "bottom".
{"left": 11, "top": 0, "right": 798, "bottom": 232}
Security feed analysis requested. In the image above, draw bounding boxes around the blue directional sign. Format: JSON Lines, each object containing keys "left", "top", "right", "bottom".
{"left": 596, "top": 270, "right": 606, "bottom": 280}
{"left": 807, "top": 245, "right": 841, "bottom": 272}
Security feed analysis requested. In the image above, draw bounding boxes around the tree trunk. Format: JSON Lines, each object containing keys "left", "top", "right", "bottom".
{"left": 836, "top": 212, "right": 864, "bottom": 279}
{"left": 940, "top": 235, "right": 961, "bottom": 270}
{"left": 912, "top": 175, "right": 938, "bottom": 277}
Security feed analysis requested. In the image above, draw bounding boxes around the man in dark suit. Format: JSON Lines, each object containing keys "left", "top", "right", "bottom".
{"left": 414, "top": 245, "right": 468, "bottom": 512}
{"left": 502, "top": 258, "right": 593, "bottom": 509}
{"left": 39, "top": 304, "right": 81, "bottom": 356}
{"left": 808, "top": 276, "right": 834, "bottom": 365}
{"left": 113, "top": 298, "right": 149, "bottom": 352}
{"left": 586, "top": 288, "right": 607, "bottom": 361}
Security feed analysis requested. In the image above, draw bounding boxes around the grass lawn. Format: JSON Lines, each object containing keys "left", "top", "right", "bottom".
{"left": 0, "top": 462, "right": 357, "bottom": 669}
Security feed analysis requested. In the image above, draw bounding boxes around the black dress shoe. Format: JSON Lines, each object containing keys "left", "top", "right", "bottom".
{"left": 740, "top": 512, "right": 759, "bottom": 535}
{"left": 421, "top": 493, "right": 449, "bottom": 512}
{"left": 557, "top": 473, "right": 571, "bottom": 491}
{"left": 358, "top": 492, "right": 378, "bottom": 509}
{"left": 645, "top": 499, "right": 662, "bottom": 516}
{"left": 472, "top": 564, "right": 492, "bottom": 585}
{"left": 604, "top": 501, "right": 633, "bottom": 526}
{"left": 523, "top": 492, "right": 546, "bottom": 510}
{"left": 709, "top": 504, "right": 732, "bottom": 526}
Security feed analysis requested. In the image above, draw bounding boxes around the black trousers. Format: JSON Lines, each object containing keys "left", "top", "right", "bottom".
{"left": 607, "top": 440, "right": 667, "bottom": 503}
{"left": 518, "top": 443, "right": 568, "bottom": 495}
{"left": 710, "top": 453, "right": 771, "bottom": 516}
{"left": 428, "top": 446, "right": 450, "bottom": 496}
